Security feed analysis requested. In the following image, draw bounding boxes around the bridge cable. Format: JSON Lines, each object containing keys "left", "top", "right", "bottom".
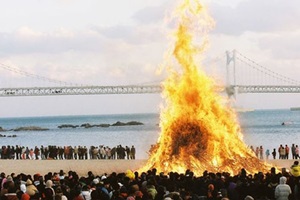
{"left": 0, "top": 62, "right": 79, "bottom": 86}
{"left": 235, "top": 51, "right": 299, "bottom": 85}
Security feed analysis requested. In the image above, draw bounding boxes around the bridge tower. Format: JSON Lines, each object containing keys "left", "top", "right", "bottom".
{"left": 225, "top": 50, "right": 236, "bottom": 98}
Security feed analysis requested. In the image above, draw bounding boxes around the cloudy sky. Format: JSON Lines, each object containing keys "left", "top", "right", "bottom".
{"left": 0, "top": 0, "right": 299, "bottom": 117}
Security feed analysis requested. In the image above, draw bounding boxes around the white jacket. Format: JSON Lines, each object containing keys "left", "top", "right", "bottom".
{"left": 275, "top": 176, "right": 292, "bottom": 200}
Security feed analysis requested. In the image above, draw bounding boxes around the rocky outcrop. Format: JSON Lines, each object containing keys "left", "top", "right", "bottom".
{"left": 0, "top": 120, "right": 144, "bottom": 132}
{"left": 112, "top": 121, "right": 144, "bottom": 126}
{"left": 8, "top": 135, "right": 17, "bottom": 137}
{"left": 80, "top": 123, "right": 110, "bottom": 128}
{"left": 59, "top": 121, "right": 144, "bottom": 128}
{"left": 0, "top": 134, "right": 17, "bottom": 137}
{"left": 58, "top": 124, "right": 79, "bottom": 129}
{"left": 80, "top": 123, "right": 93, "bottom": 128}
{"left": 126, "top": 121, "right": 144, "bottom": 126}
{"left": 98, "top": 124, "right": 110, "bottom": 127}
{"left": 13, "top": 126, "right": 49, "bottom": 131}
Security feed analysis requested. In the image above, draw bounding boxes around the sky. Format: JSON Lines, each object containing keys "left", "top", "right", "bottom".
{"left": 0, "top": 0, "right": 300, "bottom": 117}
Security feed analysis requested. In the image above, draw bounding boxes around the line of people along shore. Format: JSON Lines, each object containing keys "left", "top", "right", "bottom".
{"left": 250, "top": 143, "right": 300, "bottom": 160}
{"left": 1, "top": 143, "right": 300, "bottom": 161}
{"left": 0, "top": 145, "right": 136, "bottom": 160}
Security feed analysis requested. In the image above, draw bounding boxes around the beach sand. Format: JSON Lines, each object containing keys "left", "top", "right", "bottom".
{"left": 0, "top": 159, "right": 296, "bottom": 177}
{"left": 0, "top": 160, "right": 147, "bottom": 176}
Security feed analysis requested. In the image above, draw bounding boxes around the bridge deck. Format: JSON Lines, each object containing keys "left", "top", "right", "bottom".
{"left": 1, "top": 85, "right": 300, "bottom": 97}
{"left": 0, "top": 85, "right": 162, "bottom": 97}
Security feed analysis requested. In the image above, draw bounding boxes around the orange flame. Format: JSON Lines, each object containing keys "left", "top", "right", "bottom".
{"left": 140, "top": 0, "right": 272, "bottom": 175}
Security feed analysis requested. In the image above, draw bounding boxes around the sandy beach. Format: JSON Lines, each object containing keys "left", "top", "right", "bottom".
{"left": 0, "top": 159, "right": 296, "bottom": 177}
{"left": 0, "top": 160, "right": 147, "bottom": 176}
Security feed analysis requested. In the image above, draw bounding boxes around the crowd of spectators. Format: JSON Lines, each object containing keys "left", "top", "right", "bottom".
{"left": 1, "top": 163, "right": 300, "bottom": 200}
{"left": 0, "top": 145, "right": 136, "bottom": 160}
{"left": 250, "top": 144, "right": 300, "bottom": 160}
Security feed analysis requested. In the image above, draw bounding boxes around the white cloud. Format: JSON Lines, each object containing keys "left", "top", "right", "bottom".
{"left": 258, "top": 31, "right": 300, "bottom": 60}
{"left": 210, "top": 0, "right": 300, "bottom": 35}
{"left": 132, "top": 2, "right": 172, "bottom": 24}
{"left": 1, "top": 0, "right": 300, "bottom": 116}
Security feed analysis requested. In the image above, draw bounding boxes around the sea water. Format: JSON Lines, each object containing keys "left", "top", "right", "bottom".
{"left": 239, "top": 109, "right": 300, "bottom": 154}
{"left": 0, "top": 109, "right": 300, "bottom": 159}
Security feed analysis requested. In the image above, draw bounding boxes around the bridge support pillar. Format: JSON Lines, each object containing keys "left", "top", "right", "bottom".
{"left": 226, "top": 50, "right": 236, "bottom": 99}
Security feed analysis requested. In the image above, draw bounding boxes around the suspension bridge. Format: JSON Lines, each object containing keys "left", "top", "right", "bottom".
{"left": 0, "top": 50, "right": 299, "bottom": 97}
{"left": 225, "top": 50, "right": 300, "bottom": 97}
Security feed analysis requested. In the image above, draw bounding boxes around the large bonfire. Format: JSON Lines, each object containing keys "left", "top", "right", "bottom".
{"left": 140, "top": 0, "right": 272, "bottom": 175}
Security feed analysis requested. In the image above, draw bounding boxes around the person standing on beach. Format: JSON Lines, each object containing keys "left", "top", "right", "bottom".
{"left": 285, "top": 145, "right": 290, "bottom": 159}
{"left": 34, "top": 146, "right": 40, "bottom": 160}
{"left": 296, "top": 145, "right": 300, "bottom": 159}
{"left": 280, "top": 145, "right": 285, "bottom": 159}
{"left": 100, "top": 146, "right": 106, "bottom": 159}
{"left": 250, "top": 145, "right": 255, "bottom": 153}
{"left": 40, "top": 145, "right": 45, "bottom": 160}
{"left": 278, "top": 145, "right": 283, "bottom": 159}
{"left": 125, "top": 146, "right": 130, "bottom": 160}
{"left": 111, "top": 147, "right": 116, "bottom": 159}
{"left": 74, "top": 146, "right": 78, "bottom": 160}
{"left": 259, "top": 146, "right": 264, "bottom": 159}
{"left": 255, "top": 147, "right": 259, "bottom": 157}
{"left": 16, "top": 145, "right": 21, "bottom": 160}
{"left": 83, "top": 146, "right": 88, "bottom": 160}
{"left": 25, "top": 147, "right": 30, "bottom": 159}
{"left": 272, "top": 149, "right": 277, "bottom": 159}
{"left": 266, "top": 149, "right": 270, "bottom": 160}
{"left": 130, "top": 146, "right": 136, "bottom": 160}
{"left": 29, "top": 149, "right": 35, "bottom": 160}
{"left": 292, "top": 144, "right": 296, "bottom": 159}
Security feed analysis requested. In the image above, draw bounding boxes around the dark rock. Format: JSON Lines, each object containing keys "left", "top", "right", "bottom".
{"left": 58, "top": 124, "right": 79, "bottom": 129}
{"left": 13, "top": 126, "right": 49, "bottom": 131}
{"left": 112, "top": 121, "right": 127, "bottom": 126}
{"left": 81, "top": 123, "right": 110, "bottom": 128}
{"left": 126, "top": 121, "right": 144, "bottom": 125}
{"left": 81, "top": 123, "right": 93, "bottom": 128}
{"left": 97, "top": 124, "right": 110, "bottom": 128}
{"left": 112, "top": 121, "right": 144, "bottom": 126}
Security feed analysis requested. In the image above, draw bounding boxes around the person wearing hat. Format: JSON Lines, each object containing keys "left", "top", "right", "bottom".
{"left": 33, "top": 174, "right": 42, "bottom": 187}
{"left": 25, "top": 179, "right": 38, "bottom": 197}
{"left": 275, "top": 176, "right": 291, "bottom": 200}
{"left": 291, "top": 161, "right": 300, "bottom": 177}
{"left": 1, "top": 178, "right": 16, "bottom": 200}
{"left": 44, "top": 180, "right": 55, "bottom": 200}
